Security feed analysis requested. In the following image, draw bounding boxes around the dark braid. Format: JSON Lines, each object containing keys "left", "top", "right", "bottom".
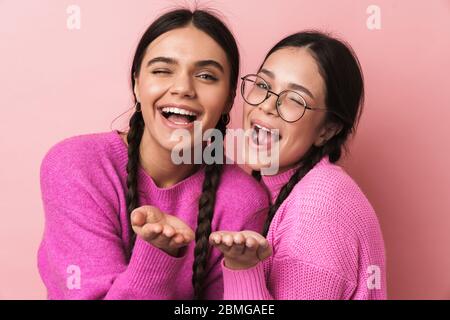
{"left": 125, "top": 104, "right": 145, "bottom": 261}
{"left": 192, "top": 114, "right": 229, "bottom": 300}
{"left": 262, "top": 147, "right": 324, "bottom": 237}
{"left": 251, "top": 170, "right": 262, "bottom": 181}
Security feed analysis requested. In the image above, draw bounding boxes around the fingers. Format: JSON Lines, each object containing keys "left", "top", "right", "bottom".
{"left": 209, "top": 232, "right": 232, "bottom": 254}
{"left": 245, "top": 233, "right": 272, "bottom": 261}
{"left": 131, "top": 210, "right": 146, "bottom": 227}
{"left": 141, "top": 222, "right": 164, "bottom": 241}
{"left": 131, "top": 206, "right": 196, "bottom": 256}
{"left": 229, "top": 232, "right": 245, "bottom": 255}
{"left": 256, "top": 239, "right": 272, "bottom": 261}
{"left": 168, "top": 233, "right": 186, "bottom": 247}
{"left": 210, "top": 231, "right": 272, "bottom": 261}
{"left": 131, "top": 205, "right": 164, "bottom": 227}
{"left": 143, "top": 205, "right": 164, "bottom": 224}
{"left": 136, "top": 221, "right": 194, "bottom": 250}
{"left": 244, "top": 235, "right": 259, "bottom": 253}
{"left": 181, "top": 226, "right": 195, "bottom": 242}
{"left": 222, "top": 233, "right": 234, "bottom": 247}
{"left": 210, "top": 232, "right": 250, "bottom": 256}
{"left": 162, "top": 224, "right": 175, "bottom": 238}
{"left": 164, "top": 224, "right": 194, "bottom": 248}
{"left": 210, "top": 232, "right": 222, "bottom": 245}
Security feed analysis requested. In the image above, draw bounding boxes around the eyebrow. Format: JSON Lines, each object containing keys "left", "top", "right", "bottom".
{"left": 146, "top": 56, "right": 224, "bottom": 73}
{"left": 260, "top": 68, "right": 315, "bottom": 99}
{"left": 195, "top": 60, "right": 225, "bottom": 73}
{"left": 146, "top": 56, "right": 177, "bottom": 67}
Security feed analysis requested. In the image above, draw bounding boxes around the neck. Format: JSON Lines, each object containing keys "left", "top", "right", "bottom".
{"left": 138, "top": 129, "right": 200, "bottom": 188}
{"left": 261, "top": 162, "right": 300, "bottom": 177}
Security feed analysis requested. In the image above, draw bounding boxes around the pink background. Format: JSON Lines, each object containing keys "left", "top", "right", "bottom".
{"left": 1, "top": 0, "right": 449, "bottom": 299}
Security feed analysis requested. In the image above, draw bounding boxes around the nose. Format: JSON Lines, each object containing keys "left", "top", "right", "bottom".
{"left": 170, "top": 73, "right": 196, "bottom": 99}
{"left": 257, "top": 93, "right": 278, "bottom": 117}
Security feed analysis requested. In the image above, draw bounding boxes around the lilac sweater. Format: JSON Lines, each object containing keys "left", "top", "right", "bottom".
{"left": 222, "top": 157, "right": 387, "bottom": 299}
{"left": 37, "top": 130, "right": 268, "bottom": 299}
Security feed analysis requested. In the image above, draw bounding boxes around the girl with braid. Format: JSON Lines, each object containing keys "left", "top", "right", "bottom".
{"left": 37, "top": 9, "right": 268, "bottom": 299}
{"left": 210, "top": 31, "right": 387, "bottom": 299}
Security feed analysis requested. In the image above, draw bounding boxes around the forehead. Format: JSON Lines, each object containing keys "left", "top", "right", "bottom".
{"left": 262, "top": 47, "right": 325, "bottom": 98}
{"left": 144, "top": 25, "right": 229, "bottom": 66}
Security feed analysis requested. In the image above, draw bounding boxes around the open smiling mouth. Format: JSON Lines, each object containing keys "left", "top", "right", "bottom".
{"left": 159, "top": 106, "right": 199, "bottom": 126}
{"left": 250, "top": 122, "right": 281, "bottom": 147}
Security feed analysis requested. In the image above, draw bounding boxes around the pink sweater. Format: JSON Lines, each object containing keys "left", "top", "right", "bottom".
{"left": 37, "top": 130, "right": 268, "bottom": 299}
{"left": 222, "top": 157, "right": 387, "bottom": 299}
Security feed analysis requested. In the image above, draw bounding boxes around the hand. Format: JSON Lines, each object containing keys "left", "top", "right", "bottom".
{"left": 209, "top": 230, "right": 272, "bottom": 270}
{"left": 131, "top": 205, "right": 195, "bottom": 257}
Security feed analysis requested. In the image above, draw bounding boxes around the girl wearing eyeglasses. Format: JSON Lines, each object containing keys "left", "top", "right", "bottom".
{"left": 210, "top": 31, "right": 386, "bottom": 299}
{"left": 37, "top": 9, "right": 268, "bottom": 300}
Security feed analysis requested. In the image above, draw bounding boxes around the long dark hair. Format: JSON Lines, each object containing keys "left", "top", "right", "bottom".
{"left": 125, "top": 9, "right": 239, "bottom": 299}
{"left": 255, "top": 31, "right": 365, "bottom": 236}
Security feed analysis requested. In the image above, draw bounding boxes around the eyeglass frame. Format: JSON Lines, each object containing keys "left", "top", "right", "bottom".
{"left": 240, "top": 74, "right": 341, "bottom": 123}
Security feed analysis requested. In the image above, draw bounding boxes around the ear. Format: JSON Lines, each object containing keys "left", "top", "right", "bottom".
{"left": 314, "top": 122, "right": 343, "bottom": 147}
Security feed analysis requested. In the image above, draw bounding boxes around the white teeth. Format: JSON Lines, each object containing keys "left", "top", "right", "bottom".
{"left": 161, "top": 107, "right": 197, "bottom": 116}
{"left": 254, "top": 123, "right": 273, "bottom": 133}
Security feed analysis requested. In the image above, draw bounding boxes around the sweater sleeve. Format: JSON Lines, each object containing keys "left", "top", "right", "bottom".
{"left": 222, "top": 259, "right": 273, "bottom": 300}
{"left": 221, "top": 199, "right": 359, "bottom": 300}
{"left": 222, "top": 257, "right": 356, "bottom": 300}
{"left": 37, "top": 143, "right": 185, "bottom": 299}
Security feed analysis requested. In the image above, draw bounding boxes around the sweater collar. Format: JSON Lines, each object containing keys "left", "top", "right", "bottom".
{"left": 261, "top": 156, "right": 330, "bottom": 202}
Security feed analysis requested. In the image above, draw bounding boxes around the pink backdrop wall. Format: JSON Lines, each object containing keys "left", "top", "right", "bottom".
{"left": 1, "top": 0, "right": 449, "bottom": 299}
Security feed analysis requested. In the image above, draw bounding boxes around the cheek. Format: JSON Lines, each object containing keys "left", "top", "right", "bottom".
{"left": 199, "top": 85, "right": 229, "bottom": 125}
{"left": 279, "top": 123, "right": 319, "bottom": 164}
{"left": 138, "top": 78, "right": 168, "bottom": 102}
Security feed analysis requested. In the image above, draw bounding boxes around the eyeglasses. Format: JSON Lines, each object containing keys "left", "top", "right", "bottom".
{"left": 241, "top": 74, "right": 333, "bottom": 123}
